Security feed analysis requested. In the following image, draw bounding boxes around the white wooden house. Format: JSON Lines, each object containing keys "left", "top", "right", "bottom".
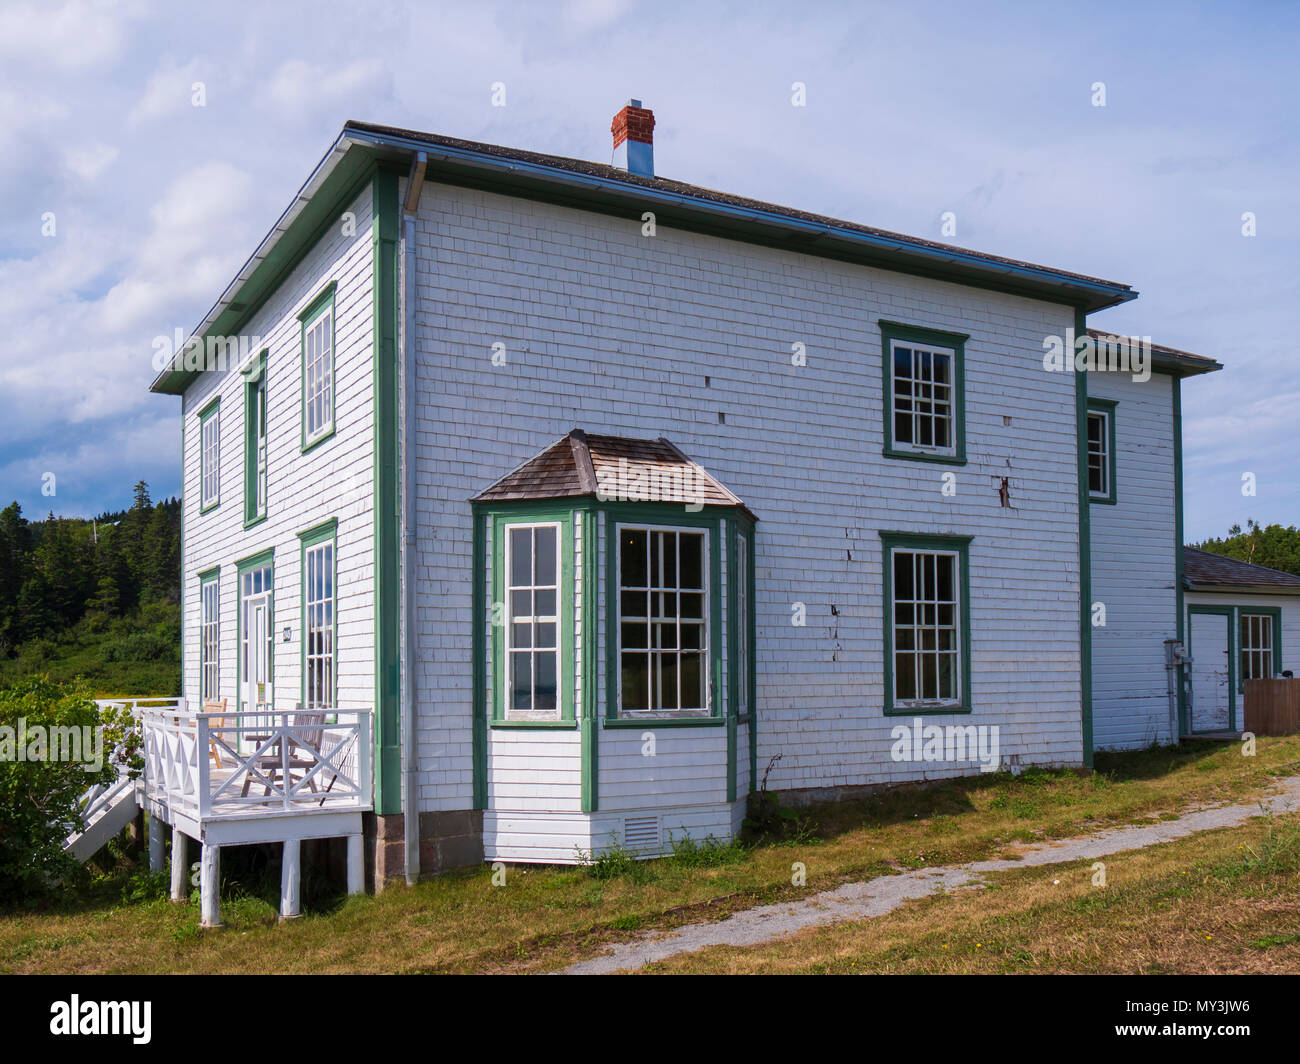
{"left": 145, "top": 101, "right": 1256, "bottom": 916}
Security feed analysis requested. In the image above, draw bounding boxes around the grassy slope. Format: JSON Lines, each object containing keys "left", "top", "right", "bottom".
{"left": 2, "top": 736, "right": 1297, "bottom": 974}
{"left": 640, "top": 812, "right": 1300, "bottom": 974}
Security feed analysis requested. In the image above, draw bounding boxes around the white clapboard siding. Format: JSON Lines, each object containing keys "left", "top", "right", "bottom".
{"left": 1087, "top": 370, "right": 1177, "bottom": 750}
{"left": 406, "top": 174, "right": 1085, "bottom": 851}
{"left": 180, "top": 186, "right": 375, "bottom": 716}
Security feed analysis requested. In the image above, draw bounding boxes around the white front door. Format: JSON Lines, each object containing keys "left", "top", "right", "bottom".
{"left": 1189, "top": 611, "right": 1232, "bottom": 733}
{"left": 242, "top": 592, "right": 273, "bottom": 715}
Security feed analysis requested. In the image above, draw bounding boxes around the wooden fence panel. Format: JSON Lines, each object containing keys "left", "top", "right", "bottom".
{"left": 1244, "top": 678, "right": 1300, "bottom": 736}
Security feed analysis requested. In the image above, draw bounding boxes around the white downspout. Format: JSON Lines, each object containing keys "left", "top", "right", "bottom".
{"left": 401, "top": 151, "right": 427, "bottom": 886}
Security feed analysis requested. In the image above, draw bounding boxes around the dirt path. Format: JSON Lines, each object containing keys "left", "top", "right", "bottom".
{"left": 560, "top": 775, "right": 1300, "bottom": 975}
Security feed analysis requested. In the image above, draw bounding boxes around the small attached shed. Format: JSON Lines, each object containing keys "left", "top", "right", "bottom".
{"left": 1183, "top": 547, "right": 1300, "bottom": 735}
{"left": 470, "top": 430, "right": 757, "bottom": 861}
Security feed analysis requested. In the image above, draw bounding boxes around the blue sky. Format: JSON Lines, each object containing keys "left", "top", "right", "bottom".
{"left": 1, "top": 0, "right": 1295, "bottom": 539}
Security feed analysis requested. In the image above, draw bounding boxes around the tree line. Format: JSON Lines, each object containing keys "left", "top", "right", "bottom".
{"left": 0, "top": 481, "right": 179, "bottom": 658}
{"left": 1193, "top": 520, "right": 1300, "bottom": 577}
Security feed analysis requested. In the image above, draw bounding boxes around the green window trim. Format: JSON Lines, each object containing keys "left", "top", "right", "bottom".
{"left": 489, "top": 507, "right": 577, "bottom": 728}
{"left": 1237, "top": 605, "right": 1283, "bottom": 694}
{"left": 234, "top": 546, "right": 275, "bottom": 712}
{"left": 198, "top": 395, "right": 221, "bottom": 513}
{"left": 243, "top": 350, "right": 269, "bottom": 527}
{"left": 604, "top": 505, "right": 725, "bottom": 725}
{"left": 1187, "top": 604, "right": 1238, "bottom": 732}
{"left": 879, "top": 319, "right": 968, "bottom": 466}
{"left": 1086, "top": 397, "right": 1118, "bottom": 505}
{"left": 299, "top": 518, "right": 339, "bottom": 712}
{"left": 299, "top": 280, "right": 338, "bottom": 454}
{"left": 880, "top": 531, "right": 973, "bottom": 716}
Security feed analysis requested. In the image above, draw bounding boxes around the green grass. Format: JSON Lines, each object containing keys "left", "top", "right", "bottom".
{"left": 2, "top": 735, "right": 1297, "bottom": 974}
{"left": 641, "top": 812, "right": 1300, "bottom": 974}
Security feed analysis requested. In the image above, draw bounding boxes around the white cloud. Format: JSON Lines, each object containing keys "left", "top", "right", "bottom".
{"left": 128, "top": 55, "right": 204, "bottom": 125}
{"left": 266, "top": 57, "right": 389, "bottom": 118}
{"left": 0, "top": 0, "right": 142, "bottom": 72}
{"left": 63, "top": 141, "right": 119, "bottom": 181}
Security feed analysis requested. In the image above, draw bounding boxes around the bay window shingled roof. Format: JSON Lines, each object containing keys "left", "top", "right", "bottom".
{"left": 472, "top": 430, "right": 753, "bottom": 517}
{"left": 1184, "top": 547, "right": 1300, "bottom": 591}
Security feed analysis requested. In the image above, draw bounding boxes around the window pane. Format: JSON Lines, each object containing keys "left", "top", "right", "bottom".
{"left": 621, "top": 590, "right": 647, "bottom": 618}
{"left": 511, "top": 653, "right": 531, "bottom": 712}
{"left": 621, "top": 530, "right": 647, "bottom": 586}
{"left": 660, "top": 654, "right": 679, "bottom": 710}
{"left": 621, "top": 653, "right": 649, "bottom": 710}
{"left": 894, "top": 552, "right": 913, "bottom": 599}
{"left": 896, "top": 652, "right": 916, "bottom": 700}
{"left": 534, "top": 526, "right": 557, "bottom": 585}
{"left": 622, "top": 622, "right": 648, "bottom": 649}
{"left": 534, "top": 652, "right": 557, "bottom": 710}
{"left": 680, "top": 653, "right": 704, "bottom": 709}
{"left": 534, "top": 588, "right": 557, "bottom": 617}
{"left": 679, "top": 533, "right": 703, "bottom": 589}
{"left": 509, "top": 528, "right": 531, "bottom": 586}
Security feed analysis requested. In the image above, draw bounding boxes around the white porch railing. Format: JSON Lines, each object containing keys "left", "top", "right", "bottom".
{"left": 140, "top": 707, "right": 372, "bottom": 821}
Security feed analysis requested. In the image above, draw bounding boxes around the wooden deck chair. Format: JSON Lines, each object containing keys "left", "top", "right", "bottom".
{"left": 241, "top": 710, "right": 327, "bottom": 797}
{"left": 203, "top": 699, "right": 230, "bottom": 768}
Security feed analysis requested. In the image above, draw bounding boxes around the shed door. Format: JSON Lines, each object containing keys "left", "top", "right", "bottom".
{"left": 1189, "top": 612, "right": 1232, "bottom": 733}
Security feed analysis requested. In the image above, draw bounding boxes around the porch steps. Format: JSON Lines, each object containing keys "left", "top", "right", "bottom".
{"left": 64, "top": 775, "right": 138, "bottom": 862}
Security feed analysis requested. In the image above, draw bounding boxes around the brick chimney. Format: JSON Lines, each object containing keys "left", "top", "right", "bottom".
{"left": 611, "top": 99, "right": 654, "bottom": 178}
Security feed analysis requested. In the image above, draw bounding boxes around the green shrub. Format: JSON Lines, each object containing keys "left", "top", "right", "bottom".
{"left": 0, "top": 677, "right": 139, "bottom": 905}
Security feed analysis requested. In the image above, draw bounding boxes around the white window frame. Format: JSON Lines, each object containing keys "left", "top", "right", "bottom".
{"left": 200, "top": 403, "right": 220, "bottom": 510}
{"left": 1240, "top": 612, "right": 1275, "bottom": 683}
{"left": 889, "top": 339, "right": 957, "bottom": 457}
{"left": 616, "top": 522, "right": 711, "bottom": 718}
{"left": 302, "top": 302, "right": 334, "bottom": 447}
{"left": 200, "top": 574, "right": 219, "bottom": 700}
{"left": 504, "top": 521, "right": 562, "bottom": 720}
{"left": 890, "top": 547, "right": 963, "bottom": 709}
{"left": 1087, "top": 408, "right": 1111, "bottom": 500}
{"left": 303, "top": 538, "right": 335, "bottom": 711}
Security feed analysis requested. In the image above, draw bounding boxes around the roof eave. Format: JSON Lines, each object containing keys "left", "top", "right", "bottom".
{"left": 341, "top": 123, "right": 1137, "bottom": 314}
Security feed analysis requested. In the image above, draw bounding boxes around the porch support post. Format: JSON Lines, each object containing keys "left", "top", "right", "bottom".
{"left": 280, "top": 838, "right": 301, "bottom": 919}
{"left": 200, "top": 843, "right": 221, "bottom": 928}
{"left": 170, "top": 830, "right": 189, "bottom": 901}
{"left": 347, "top": 833, "right": 364, "bottom": 895}
{"left": 148, "top": 815, "right": 165, "bottom": 872}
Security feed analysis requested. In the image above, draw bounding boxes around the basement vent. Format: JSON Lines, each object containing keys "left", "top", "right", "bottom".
{"left": 623, "top": 815, "right": 660, "bottom": 851}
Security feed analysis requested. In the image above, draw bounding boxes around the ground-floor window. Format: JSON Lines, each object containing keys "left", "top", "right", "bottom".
{"left": 618, "top": 525, "right": 709, "bottom": 714}
{"left": 881, "top": 532, "right": 972, "bottom": 714}
{"left": 200, "top": 571, "right": 219, "bottom": 700}
{"left": 506, "top": 522, "right": 561, "bottom": 716}
{"left": 300, "top": 522, "right": 336, "bottom": 710}
{"left": 1240, "top": 611, "right": 1277, "bottom": 682}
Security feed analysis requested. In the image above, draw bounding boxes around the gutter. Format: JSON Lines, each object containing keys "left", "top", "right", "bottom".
{"left": 401, "top": 151, "right": 427, "bottom": 885}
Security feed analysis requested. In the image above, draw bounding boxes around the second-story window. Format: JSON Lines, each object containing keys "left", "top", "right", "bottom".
{"left": 244, "top": 352, "right": 268, "bottom": 524}
{"left": 300, "top": 283, "right": 336, "bottom": 450}
{"left": 199, "top": 397, "right": 220, "bottom": 511}
{"left": 1086, "top": 399, "right": 1117, "bottom": 504}
{"left": 879, "top": 320, "right": 968, "bottom": 465}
